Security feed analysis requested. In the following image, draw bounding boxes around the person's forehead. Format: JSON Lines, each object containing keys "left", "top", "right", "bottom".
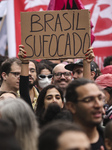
{"left": 76, "top": 83, "right": 100, "bottom": 96}
{"left": 11, "top": 62, "right": 21, "bottom": 70}
{"left": 46, "top": 88, "right": 60, "bottom": 96}
{"left": 58, "top": 131, "right": 90, "bottom": 149}
{"left": 40, "top": 68, "right": 51, "bottom": 74}
{"left": 73, "top": 65, "right": 83, "bottom": 71}
{"left": 54, "top": 64, "right": 70, "bottom": 73}
{"left": 29, "top": 61, "right": 36, "bottom": 69}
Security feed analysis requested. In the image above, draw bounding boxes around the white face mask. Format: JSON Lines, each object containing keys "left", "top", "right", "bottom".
{"left": 38, "top": 77, "right": 51, "bottom": 89}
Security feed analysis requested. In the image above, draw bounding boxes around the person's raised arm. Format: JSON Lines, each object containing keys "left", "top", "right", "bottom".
{"left": 18, "top": 45, "right": 33, "bottom": 109}
{"left": 83, "top": 47, "right": 95, "bottom": 80}
{"left": 18, "top": 45, "right": 29, "bottom": 76}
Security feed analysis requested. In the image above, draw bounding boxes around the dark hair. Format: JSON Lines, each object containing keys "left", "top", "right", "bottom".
{"left": 65, "top": 78, "right": 94, "bottom": 103}
{"left": 104, "top": 87, "right": 112, "bottom": 98}
{"left": 36, "top": 84, "right": 63, "bottom": 120}
{"left": 104, "top": 56, "right": 112, "bottom": 67}
{"left": 90, "top": 61, "right": 101, "bottom": 80}
{"left": 40, "top": 59, "right": 57, "bottom": 69}
{"left": 0, "top": 119, "right": 21, "bottom": 150}
{"left": 0, "top": 57, "right": 21, "bottom": 82}
{"left": 0, "top": 54, "right": 8, "bottom": 67}
{"left": 37, "top": 63, "right": 52, "bottom": 75}
{"left": 104, "top": 120, "right": 112, "bottom": 141}
{"left": 40, "top": 103, "right": 73, "bottom": 127}
{"left": 39, "top": 120, "right": 83, "bottom": 150}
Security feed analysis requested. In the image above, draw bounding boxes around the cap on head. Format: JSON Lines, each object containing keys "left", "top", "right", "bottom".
{"left": 95, "top": 74, "right": 112, "bottom": 89}
{"left": 101, "top": 65, "right": 112, "bottom": 74}
{"left": 90, "top": 61, "right": 99, "bottom": 74}
{"left": 65, "top": 60, "right": 83, "bottom": 71}
{"left": 65, "top": 60, "right": 98, "bottom": 73}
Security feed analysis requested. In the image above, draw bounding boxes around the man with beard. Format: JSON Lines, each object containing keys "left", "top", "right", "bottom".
{"left": 65, "top": 78, "right": 106, "bottom": 150}
{"left": 18, "top": 45, "right": 39, "bottom": 110}
{"left": 52, "top": 63, "right": 72, "bottom": 97}
{"left": 28, "top": 60, "right": 39, "bottom": 109}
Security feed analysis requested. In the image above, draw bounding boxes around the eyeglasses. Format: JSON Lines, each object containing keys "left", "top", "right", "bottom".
{"left": 38, "top": 74, "right": 53, "bottom": 79}
{"left": 77, "top": 95, "right": 106, "bottom": 105}
{"left": 10, "top": 72, "right": 20, "bottom": 77}
{"left": 53, "top": 72, "right": 71, "bottom": 78}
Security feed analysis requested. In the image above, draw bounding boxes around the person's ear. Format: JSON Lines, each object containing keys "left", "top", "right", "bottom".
{"left": 65, "top": 102, "right": 76, "bottom": 114}
{"left": 1, "top": 72, "right": 7, "bottom": 81}
{"left": 91, "top": 71, "right": 95, "bottom": 80}
{"left": 105, "top": 138, "right": 112, "bottom": 150}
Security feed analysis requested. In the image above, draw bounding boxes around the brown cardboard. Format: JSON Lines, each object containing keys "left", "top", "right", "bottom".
{"left": 21, "top": 10, "right": 90, "bottom": 60}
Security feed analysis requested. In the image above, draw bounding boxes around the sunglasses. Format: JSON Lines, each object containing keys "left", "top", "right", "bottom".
{"left": 38, "top": 74, "right": 53, "bottom": 79}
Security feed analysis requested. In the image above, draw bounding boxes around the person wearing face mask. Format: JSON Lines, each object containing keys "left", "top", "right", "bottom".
{"left": 18, "top": 46, "right": 71, "bottom": 125}
{"left": 18, "top": 45, "right": 54, "bottom": 112}
{"left": 36, "top": 63, "right": 53, "bottom": 91}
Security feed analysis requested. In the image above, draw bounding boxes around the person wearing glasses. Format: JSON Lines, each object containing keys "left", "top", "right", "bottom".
{"left": 65, "top": 78, "right": 106, "bottom": 150}
{"left": 18, "top": 46, "right": 73, "bottom": 127}
{"left": 36, "top": 63, "right": 53, "bottom": 92}
{"left": 52, "top": 63, "right": 72, "bottom": 97}
{"left": 18, "top": 45, "right": 64, "bottom": 114}
{"left": 0, "top": 58, "right": 21, "bottom": 94}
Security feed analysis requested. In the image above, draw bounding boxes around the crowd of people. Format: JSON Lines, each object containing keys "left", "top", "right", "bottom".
{"left": 0, "top": 43, "right": 112, "bottom": 150}
{"left": 1, "top": 0, "right": 112, "bottom": 148}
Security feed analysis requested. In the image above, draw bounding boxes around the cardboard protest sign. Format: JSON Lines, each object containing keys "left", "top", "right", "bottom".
{"left": 21, "top": 9, "right": 90, "bottom": 59}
